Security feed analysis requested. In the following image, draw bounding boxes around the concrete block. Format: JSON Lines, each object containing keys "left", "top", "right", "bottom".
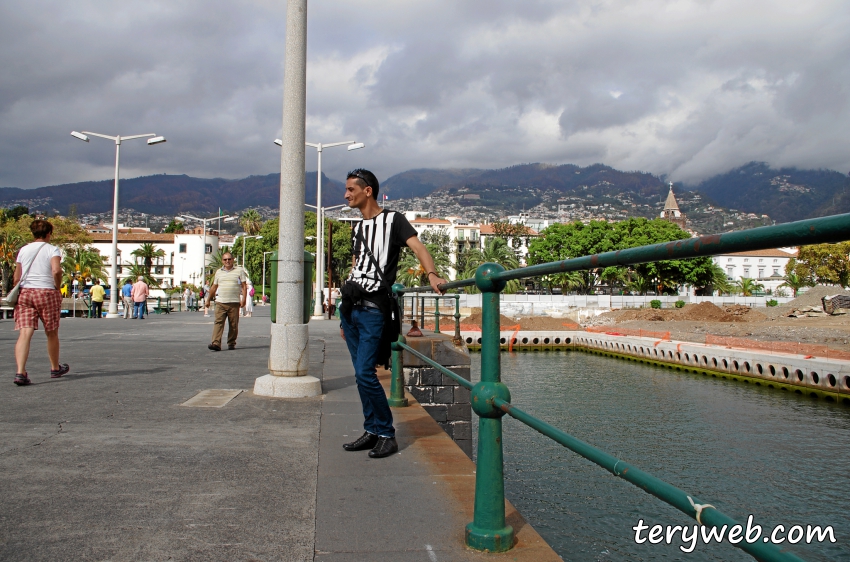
{"left": 453, "top": 386, "right": 471, "bottom": 404}
{"left": 408, "top": 386, "right": 432, "bottom": 404}
{"left": 437, "top": 421, "right": 453, "bottom": 438}
{"left": 457, "top": 439, "right": 473, "bottom": 459}
{"left": 433, "top": 386, "right": 454, "bottom": 404}
{"left": 403, "top": 367, "right": 419, "bottom": 386}
{"left": 420, "top": 368, "right": 442, "bottom": 386}
{"left": 447, "top": 404, "right": 471, "bottom": 421}
{"left": 422, "top": 404, "right": 447, "bottom": 423}
{"left": 431, "top": 339, "right": 470, "bottom": 366}
{"left": 452, "top": 421, "right": 472, "bottom": 440}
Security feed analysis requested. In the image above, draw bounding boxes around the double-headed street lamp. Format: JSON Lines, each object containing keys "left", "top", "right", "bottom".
{"left": 71, "top": 130, "right": 166, "bottom": 318}
{"left": 276, "top": 138, "right": 365, "bottom": 319}
{"left": 179, "top": 213, "right": 232, "bottom": 283}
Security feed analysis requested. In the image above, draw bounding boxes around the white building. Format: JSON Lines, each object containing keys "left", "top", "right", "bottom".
{"left": 711, "top": 248, "right": 796, "bottom": 293}
{"left": 89, "top": 227, "right": 220, "bottom": 295}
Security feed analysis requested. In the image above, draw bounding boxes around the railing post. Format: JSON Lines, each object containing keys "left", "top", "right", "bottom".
{"left": 453, "top": 295, "right": 462, "bottom": 345}
{"left": 466, "top": 263, "right": 514, "bottom": 552}
{"left": 389, "top": 283, "right": 408, "bottom": 407}
{"left": 434, "top": 296, "right": 441, "bottom": 333}
{"left": 419, "top": 296, "right": 425, "bottom": 327}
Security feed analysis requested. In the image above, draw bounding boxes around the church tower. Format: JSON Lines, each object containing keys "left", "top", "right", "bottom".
{"left": 660, "top": 182, "right": 686, "bottom": 229}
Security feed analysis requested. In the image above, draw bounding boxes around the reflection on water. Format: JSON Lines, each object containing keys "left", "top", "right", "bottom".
{"left": 470, "top": 350, "right": 850, "bottom": 561}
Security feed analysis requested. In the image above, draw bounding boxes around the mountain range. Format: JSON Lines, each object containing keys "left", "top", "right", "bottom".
{"left": 2, "top": 162, "right": 848, "bottom": 224}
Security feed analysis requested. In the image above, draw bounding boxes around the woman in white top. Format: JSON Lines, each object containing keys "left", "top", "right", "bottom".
{"left": 244, "top": 280, "right": 254, "bottom": 317}
{"left": 12, "top": 219, "right": 70, "bottom": 386}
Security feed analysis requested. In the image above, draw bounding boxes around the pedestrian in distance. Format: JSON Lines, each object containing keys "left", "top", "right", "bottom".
{"left": 183, "top": 286, "right": 191, "bottom": 312}
{"left": 131, "top": 276, "right": 149, "bottom": 319}
{"left": 206, "top": 252, "right": 246, "bottom": 351}
{"left": 121, "top": 279, "right": 133, "bottom": 319}
{"left": 339, "top": 169, "right": 447, "bottom": 459}
{"left": 89, "top": 278, "right": 105, "bottom": 319}
{"left": 243, "top": 280, "right": 254, "bottom": 317}
{"left": 12, "top": 219, "right": 70, "bottom": 386}
{"left": 202, "top": 283, "right": 211, "bottom": 317}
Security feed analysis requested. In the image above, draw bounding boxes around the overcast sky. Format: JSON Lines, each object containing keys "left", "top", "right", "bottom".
{"left": 2, "top": 0, "right": 848, "bottom": 189}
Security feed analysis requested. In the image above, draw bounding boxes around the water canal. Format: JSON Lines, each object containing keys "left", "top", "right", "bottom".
{"left": 469, "top": 350, "right": 850, "bottom": 561}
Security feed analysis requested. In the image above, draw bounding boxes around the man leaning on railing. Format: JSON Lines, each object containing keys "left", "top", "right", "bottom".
{"left": 338, "top": 168, "right": 446, "bottom": 459}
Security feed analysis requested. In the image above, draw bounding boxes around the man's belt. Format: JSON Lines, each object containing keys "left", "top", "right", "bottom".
{"left": 353, "top": 299, "right": 381, "bottom": 310}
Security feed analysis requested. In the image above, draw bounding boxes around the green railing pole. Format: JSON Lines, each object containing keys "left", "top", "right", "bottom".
{"left": 434, "top": 296, "right": 441, "bottom": 333}
{"left": 389, "top": 283, "right": 408, "bottom": 407}
{"left": 466, "top": 264, "right": 514, "bottom": 552}
{"left": 420, "top": 296, "right": 425, "bottom": 327}
{"left": 453, "top": 295, "right": 462, "bottom": 345}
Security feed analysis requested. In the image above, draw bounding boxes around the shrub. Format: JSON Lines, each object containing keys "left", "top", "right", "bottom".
{"left": 675, "top": 300, "right": 685, "bottom": 308}
{"left": 766, "top": 299, "right": 778, "bottom": 307}
{"left": 650, "top": 299, "right": 662, "bottom": 309}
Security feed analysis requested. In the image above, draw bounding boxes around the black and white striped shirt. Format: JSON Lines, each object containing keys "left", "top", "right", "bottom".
{"left": 348, "top": 210, "right": 417, "bottom": 293}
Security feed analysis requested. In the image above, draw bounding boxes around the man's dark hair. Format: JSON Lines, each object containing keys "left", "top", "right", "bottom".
{"left": 347, "top": 169, "right": 380, "bottom": 200}
{"left": 30, "top": 219, "right": 53, "bottom": 239}
{"left": 93, "top": 278, "right": 100, "bottom": 285}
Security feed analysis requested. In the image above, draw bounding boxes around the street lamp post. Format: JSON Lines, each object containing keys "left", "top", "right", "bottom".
{"left": 305, "top": 203, "right": 348, "bottom": 316}
{"left": 239, "top": 235, "right": 263, "bottom": 272}
{"left": 71, "top": 130, "right": 166, "bottom": 317}
{"left": 180, "top": 213, "right": 232, "bottom": 284}
{"left": 307, "top": 141, "right": 364, "bottom": 320}
{"left": 262, "top": 250, "right": 275, "bottom": 305}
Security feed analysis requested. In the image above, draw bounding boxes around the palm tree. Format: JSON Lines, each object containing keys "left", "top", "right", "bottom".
{"left": 121, "top": 263, "right": 158, "bottom": 287}
{"left": 240, "top": 210, "right": 263, "bottom": 236}
{"left": 396, "top": 244, "right": 452, "bottom": 288}
{"left": 779, "top": 272, "right": 811, "bottom": 297}
{"left": 709, "top": 265, "right": 734, "bottom": 295}
{"left": 461, "top": 237, "right": 522, "bottom": 294}
{"left": 624, "top": 270, "right": 654, "bottom": 295}
{"left": 734, "top": 277, "right": 764, "bottom": 296}
{"left": 131, "top": 243, "right": 165, "bottom": 277}
{"left": 62, "top": 245, "right": 107, "bottom": 286}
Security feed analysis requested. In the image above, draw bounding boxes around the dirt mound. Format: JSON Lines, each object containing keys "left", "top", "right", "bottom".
{"left": 786, "top": 286, "right": 850, "bottom": 309}
{"left": 517, "top": 316, "right": 580, "bottom": 331}
{"left": 461, "top": 310, "right": 518, "bottom": 328}
{"left": 592, "top": 302, "right": 765, "bottom": 323}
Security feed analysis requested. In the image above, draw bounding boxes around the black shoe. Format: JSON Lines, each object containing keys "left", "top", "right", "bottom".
{"left": 342, "top": 432, "right": 378, "bottom": 451}
{"left": 228, "top": 344, "right": 236, "bottom": 350}
{"left": 368, "top": 437, "right": 398, "bottom": 458}
{"left": 208, "top": 343, "right": 221, "bottom": 351}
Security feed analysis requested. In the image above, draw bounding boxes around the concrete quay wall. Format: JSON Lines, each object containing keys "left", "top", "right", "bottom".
{"left": 461, "top": 330, "right": 850, "bottom": 403}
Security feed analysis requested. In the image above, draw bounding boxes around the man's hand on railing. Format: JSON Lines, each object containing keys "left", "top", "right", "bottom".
{"left": 428, "top": 273, "right": 447, "bottom": 295}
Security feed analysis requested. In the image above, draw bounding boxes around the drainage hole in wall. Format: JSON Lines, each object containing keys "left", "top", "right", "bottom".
{"left": 811, "top": 372, "right": 819, "bottom": 384}
{"left": 795, "top": 369, "right": 804, "bottom": 382}
{"left": 827, "top": 374, "right": 836, "bottom": 387}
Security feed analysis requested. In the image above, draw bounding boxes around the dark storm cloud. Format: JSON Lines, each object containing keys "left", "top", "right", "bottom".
{"left": 1, "top": 0, "right": 848, "bottom": 189}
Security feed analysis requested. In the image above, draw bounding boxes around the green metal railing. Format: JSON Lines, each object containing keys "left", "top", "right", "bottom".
{"left": 400, "top": 294, "right": 461, "bottom": 342}
{"left": 389, "top": 213, "right": 850, "bottom": 560}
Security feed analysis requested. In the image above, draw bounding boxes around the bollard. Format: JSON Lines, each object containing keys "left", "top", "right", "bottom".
{"left": 434, "top": 296, "right": 441, "bottom": 333}
{"left": 466, "top": 263, "right": 514, "bottom": 552}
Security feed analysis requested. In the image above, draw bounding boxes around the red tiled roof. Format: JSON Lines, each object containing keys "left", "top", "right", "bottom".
{"left": 410, "top": 218, "right": 451, "bottom": 225}
{"left": 725, "top": 249, "right": 796, "bottom": 258}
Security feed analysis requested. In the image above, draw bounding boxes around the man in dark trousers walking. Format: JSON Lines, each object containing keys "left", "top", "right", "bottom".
{"left": 339, "top": 169, "right": 446, "bottom": 459}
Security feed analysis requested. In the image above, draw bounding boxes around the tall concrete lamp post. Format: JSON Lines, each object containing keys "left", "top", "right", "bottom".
{"left": 255, "top": 0, "right": 320, "bottom": 397}
{"left": 274, "top": 139, "right": 363, "bottom": 320}
{"left": 70, "top": 130, "right": 166, "bottom": 318}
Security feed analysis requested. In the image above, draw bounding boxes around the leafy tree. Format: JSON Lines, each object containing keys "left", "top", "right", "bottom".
{"left": 790, "top": 243, "right": 850, "bottom": 288}
{"left": 164, "top": 220, "right": 184, "bottom": 233}
{"left": 460, "top": 237, "right": 522, "bottom": 294}
{"left": 624, "top": 270, "right": 654, "bottom": 295}
{"left": 0, "top": 229, "right": 25, "bottom": 294}
{"left": 734, "top": 277, "right": 764, "bottom": 296}
{"left": 397, "top": 229, "right": 452, "bottom": 288}
{"left": 131, "top": 243, "right": 166, "bottom": 277}
{"left": 779, "top": 266, "right": 812, "bottom": 297}
{"left": 240, "top": 209, "right": 263, "bottom": 236}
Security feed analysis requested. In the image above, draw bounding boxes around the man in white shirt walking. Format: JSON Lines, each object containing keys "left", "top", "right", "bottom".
{"left": 12, "top": 219, "right": 70, "bottom": 386}
{"left": 205, "top": 253, "right": 246, "bottom": 351}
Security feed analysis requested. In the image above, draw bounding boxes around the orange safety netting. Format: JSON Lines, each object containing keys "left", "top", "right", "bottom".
{"left": 704, "top": 335, "right": 850, "bottom": 360}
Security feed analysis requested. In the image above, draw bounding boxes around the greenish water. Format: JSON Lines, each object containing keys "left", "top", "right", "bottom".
{"left": 470, "top": 351, "right": 850, "bottom": 561}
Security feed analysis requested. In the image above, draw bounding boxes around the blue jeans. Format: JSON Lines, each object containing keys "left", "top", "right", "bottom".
{"left": 341, "top": 305, "right": 394, "bottom": 438}
{"left": 133, "top": 302, "right": 146, "bottom": 318}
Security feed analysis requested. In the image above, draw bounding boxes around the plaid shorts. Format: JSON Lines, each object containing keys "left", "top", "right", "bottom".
{"left": 15, "top": 288, "right": 62, "bottom": 331}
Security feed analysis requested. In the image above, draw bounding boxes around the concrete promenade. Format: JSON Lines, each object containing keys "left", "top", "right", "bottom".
{"left": 0, "top": 307, "right": 559, "bottom": 561}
